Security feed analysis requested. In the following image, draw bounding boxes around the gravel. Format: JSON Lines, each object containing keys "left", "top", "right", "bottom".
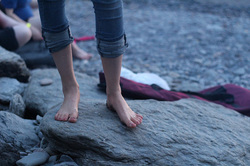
{"left": 65, "top": 0, "right": 250, "bottom": 91}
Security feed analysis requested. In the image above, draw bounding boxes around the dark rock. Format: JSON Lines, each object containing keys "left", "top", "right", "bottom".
{"left": 9, "top": 94, "right": 26, "bottom": 118}
{"left": 23, "top": 69, "right": 106, "bottom": 116}
{"left": 15, "top": 41, "right": 55, "bottom": 69}
{"left": 0, "top": 77, "right": 24, "bottom": 104}
{"left": 0, "top": 104, "right": 8, "bottom": 111}
{"left": 41, "top": 155, "right": 57, "bottom": 166}
{"left": 40, "top": 138, "right": 49, "bottom": 149}
{"left": 56, "top": 155, "right": 75, "bottom": 163}
{"left": 41, "top": 99, "right": 250, "bottom": 165}
{"left": 0, "top": 47, "right": 30, "bottom": 82}
{"left": 0, "top": 111, "right": 40, "bottom": 165}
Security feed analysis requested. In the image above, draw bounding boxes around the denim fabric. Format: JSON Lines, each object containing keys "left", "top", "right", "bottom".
{"left": 38, "top": 0, "right": 127, "bottom": 57}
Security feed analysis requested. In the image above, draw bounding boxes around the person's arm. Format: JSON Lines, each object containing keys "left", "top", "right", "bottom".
{"left": 4, "top": 9, "right": 42, "bottom": 40}
{"left": 4, "top": 8, "right": 26, "bottom": 23}
{"left": 0, "top": 10, "right": 19, "bottom": 28}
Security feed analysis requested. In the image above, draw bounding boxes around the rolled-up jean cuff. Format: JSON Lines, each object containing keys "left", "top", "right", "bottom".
{"left": 97, "top": 34, "right": 128, "bottom": 58}
{"left": 42, "top": 27, "right": 74, "bottom": 53}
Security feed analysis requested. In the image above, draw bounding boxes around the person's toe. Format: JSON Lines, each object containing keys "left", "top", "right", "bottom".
{"left": 124, "top": 119, "right": 136, "bottom": 128}
{"left": 131, "top": 116, "right": 141, "bottom": 125}
{"left": 55, "top": 113, "right": 64, "bottom": 121}
{"left": 55, "top": 113, "right": 60, "bottom": 120}
{"left": 60, "top": 114, "right": 69, "bottom": 121}
{"left": 68, "top": 112, "right": 78, "bottom": 123}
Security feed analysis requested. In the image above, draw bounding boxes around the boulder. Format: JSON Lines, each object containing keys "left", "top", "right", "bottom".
{"left": 41, "top": 99, "right": 250, "bottom": 166}
{"left": 0, "top": 111, "right": 40, "bottom": 166}
{"left": 23, "top": 69, "right": 106, "bottom": 116}
{"left": 0, "top": 77, "right": 25, "bottom": 104}
{"left": 0, "top": 47, "right": 30, "bottom": 82}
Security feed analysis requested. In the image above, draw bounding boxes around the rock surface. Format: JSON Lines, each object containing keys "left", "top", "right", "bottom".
{"left": 41, "top": 99, "right": 250, "bottom": 165}
{"left": 24, "top": 69, "right": 106, "bottom": 116}
{"left": 0, "top": 111, "right": 40, "bottom": 166}
{"left": 0, "top": 77, "right": 24, "bottom": 104}
{"left": 0, "top": 47, "right": 30, "bottom": 82}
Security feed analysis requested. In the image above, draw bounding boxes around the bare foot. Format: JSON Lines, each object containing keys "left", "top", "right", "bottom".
{"left": 55, "top": 84, "right": 80, "bottom": 123}
{"left": 72, "top": 42, "right": 92, "bottom": 60}
{"left": 106, "top": 93, "right": 143, "bottom": 128}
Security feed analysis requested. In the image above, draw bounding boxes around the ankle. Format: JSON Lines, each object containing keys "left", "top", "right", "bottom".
{"left": 106, "top": 88, "right": 121, "bottom": 98}
{"left": 62, "top": 83, "right": 79, "bottom": 94}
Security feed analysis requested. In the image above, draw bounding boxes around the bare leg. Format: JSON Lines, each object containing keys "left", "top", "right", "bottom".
{"left": 52, "top": 44, "right": 80, "bottom": 123}
{"left": 71, "top": 42, "right": 92, "bottom": 60}
{"left": 102, "top": 55, "right": 143, "bottom": 128}
{"left": 13, "top": 25, "right": 32, "bottom": 47}
{"left": 0, "top": 11, "right": 32, "bottom": 47}
{"left": 29, "top": 15, "right": 92, "bottom": 60}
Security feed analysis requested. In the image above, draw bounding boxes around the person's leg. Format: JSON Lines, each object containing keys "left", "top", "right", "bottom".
{"left": 0, "top": 11, "right": 32, "bottom": 48}
{"left": 38, "top": 0, "right": 79, "bottom": 122}
{"left": 13, "top": 24, "right": 32, "bottom": 47}
{"left": 29, "top": 11, "right": 92, "bottom": 60}
{"left": 92, "top": 0, "right": 143, "bottom": 128}
{"left": 71, "top": 42, "right": 92, "bottom": 60}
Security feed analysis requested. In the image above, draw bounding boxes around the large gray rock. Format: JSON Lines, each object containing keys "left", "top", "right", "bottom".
{"left": 0, "top": 111, "right": 40, "bottom": 166}
{"left": 41, "top": 99, "right": 250, "bottom": 166}
{"left": 0, "top": 47, "right": 30, "bottom": 82}
{"left": 0, "top": 77, "right": 25, "bottom": 104}
{"left": 23, "top": 69, "right": 106, "bottom": 116}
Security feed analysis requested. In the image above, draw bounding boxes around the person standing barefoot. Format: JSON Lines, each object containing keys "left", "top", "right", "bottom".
{"left": 37, "top": 0, "right": 142, "bottom": 127}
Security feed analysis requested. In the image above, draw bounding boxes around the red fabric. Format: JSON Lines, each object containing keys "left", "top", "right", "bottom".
{"left": 74, "top": 36, "right": 95, "bottom": 42}
{"left": 199, "top": 84, "right": 250, "bottom": 116}
{"left": 99, "top": 72, "right": 250, "bottom": 116}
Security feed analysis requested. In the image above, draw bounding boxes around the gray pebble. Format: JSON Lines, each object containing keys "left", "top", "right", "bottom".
{"left": 9, "top": 94, "right": 26, "bottom": 118}
{"left": 40, "top": 78, "right": 53, "bottom": 86}
{"left": 233, "top": 68, "right": 245, "bottom": 75}
{"left": 16, "top": 151, "right": 49, "bottom": 166}
{"left": 36, "top": 115, "right": 43, "bottom": 124}
{"left": 38, "top": 132, "right": 44, "bottom": 140}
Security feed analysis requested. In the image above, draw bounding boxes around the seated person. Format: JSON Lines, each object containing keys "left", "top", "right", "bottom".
{"left": 0, "top": 10, "right": 31, "bottom": 51}
{"left": 1, "top": 0, "right": 92, "bottom": 59}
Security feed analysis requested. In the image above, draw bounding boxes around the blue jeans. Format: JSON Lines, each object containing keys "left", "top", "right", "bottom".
{"left": 37, "top": 0, "right": 128, "bottom": 58}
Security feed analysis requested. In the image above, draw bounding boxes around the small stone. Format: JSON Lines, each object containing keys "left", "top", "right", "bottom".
{"left": 36, "top": 115, "right": 43, "bottom": 124}
{"left": 40, "top": 138, "right": 49, "bottom": 149}
{"left": 54, "top": 155, "right": 78, "bottom": 166}
{"left": 40, "top": 78, "right": 53, "bottom": 86}
{"left": 9, "top": 94, "right": 26, "bottom": 118}
{"left": 57, "top": 155, "right": 75, "bottom": 163}
{"left": 43, "top": 155, "right": 57, "bottom": 166}
{"left": 16, "top": 151, "right": 50, "bottom": 166}
{"left": 19, "top": 152, "right": 28, "bottom": 156}
{"left": 38, "top": 132, "right": 44, "bottom": 140}
{"left": 233, "top": 68, "right": 245, "bottom": 75}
